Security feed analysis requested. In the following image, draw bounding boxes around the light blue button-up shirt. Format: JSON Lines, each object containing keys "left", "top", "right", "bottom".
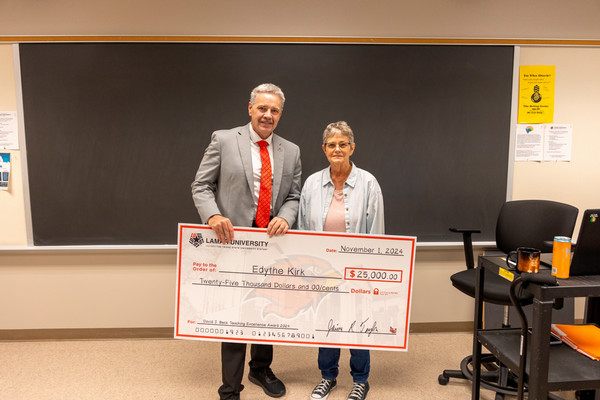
{"left": 298, "top": 163, "right": 385, "bottom": 235}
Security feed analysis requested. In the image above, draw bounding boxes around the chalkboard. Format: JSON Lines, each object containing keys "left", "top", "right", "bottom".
{"left": 19, "top": 43, "right": 513, "bottom": 245}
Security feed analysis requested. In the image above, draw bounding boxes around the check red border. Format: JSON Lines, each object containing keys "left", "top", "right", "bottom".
{"left": 175, "top": 224, "right": 416, "bottom": 351}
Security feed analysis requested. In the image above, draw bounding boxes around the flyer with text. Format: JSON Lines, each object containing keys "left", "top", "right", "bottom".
{"left": 518, "top": 65, "right": 556, "bottom": 124}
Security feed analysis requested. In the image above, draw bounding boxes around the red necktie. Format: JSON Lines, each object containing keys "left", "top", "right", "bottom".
{"left": 256, "top": 140, "right": 272, "bottom": 228}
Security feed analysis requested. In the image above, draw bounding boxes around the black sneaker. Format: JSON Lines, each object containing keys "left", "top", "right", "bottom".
{"left": 347, "top": 381, "right": 369, "bottom": 400}
{"left": 248, "top": 368, "right": 286, "bottom": 398}
{"left": 310, "top": 378, "right": 337, "bottom": 399}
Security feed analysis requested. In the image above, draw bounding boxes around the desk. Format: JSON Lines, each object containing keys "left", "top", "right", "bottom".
{"left": 471, "top": 256, "right": 600, "bottom": 400}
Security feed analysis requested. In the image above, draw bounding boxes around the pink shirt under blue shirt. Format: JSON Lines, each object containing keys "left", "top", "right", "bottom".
{"left": 297, "top": 162, "right": 384, "bottom": 235}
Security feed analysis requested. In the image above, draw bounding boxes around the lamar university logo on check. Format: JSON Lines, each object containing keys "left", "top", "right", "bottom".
{"left": 175, "top": 224, "right": 417, "bottom": 351}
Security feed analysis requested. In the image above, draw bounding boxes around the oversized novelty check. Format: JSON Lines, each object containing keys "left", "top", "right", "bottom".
{"left": 175, "top": 224, "right": 416, "bottom": 351}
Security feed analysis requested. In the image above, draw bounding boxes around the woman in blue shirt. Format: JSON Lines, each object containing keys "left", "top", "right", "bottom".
{"left": 298, "top": 121, "right": 384, "bottom": 400}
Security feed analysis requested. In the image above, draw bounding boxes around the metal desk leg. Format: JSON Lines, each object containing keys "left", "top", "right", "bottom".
{"left": 584, "top": 296, "right": 600, "bottom": 324}
{"left": 471, "top": 263, "right": 485, "bottom": 400}
{"left": 583, "top": 297, "right": 600, "bottom": 400}
{"left": 527, "top": 298, "right": 554, "bottom": 400}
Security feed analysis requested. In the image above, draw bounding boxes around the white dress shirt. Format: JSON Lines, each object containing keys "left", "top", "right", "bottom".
{"left": 248, "top": 123, "right": 274, "bottom": 210}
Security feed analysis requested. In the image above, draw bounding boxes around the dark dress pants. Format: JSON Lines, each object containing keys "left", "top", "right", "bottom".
{"left": 218, "top": 341, "right": 273, "bottom": 400}
{"left": 218, "top": 219, "right": 274, "bottom": 399}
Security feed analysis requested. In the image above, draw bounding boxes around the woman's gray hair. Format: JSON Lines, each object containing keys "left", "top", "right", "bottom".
{"left": 322, "top": 121, "right": 354, "bottom": 144}
{"left": 250, "top": 83, "right": 285, "bottom": 109}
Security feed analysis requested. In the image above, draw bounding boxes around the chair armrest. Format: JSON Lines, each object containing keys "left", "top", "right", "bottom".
{"left": 450, "top": 228, "right": 482, "bottom": 269}
{"left": 449, "top": 228, "right": 482, "bottom": 234}
{"left": 518, "top": 272, "right": 558, "bottom": 286}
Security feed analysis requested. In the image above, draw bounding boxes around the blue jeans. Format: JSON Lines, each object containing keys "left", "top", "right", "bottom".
{"left": 318, "top": 347, "right": 370, "bottom": 383}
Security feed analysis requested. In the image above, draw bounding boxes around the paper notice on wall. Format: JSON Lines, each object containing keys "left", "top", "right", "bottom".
{"left": 544, "top": 124, "right": 572, "bottom": 162}
{"left": 0, "top": 112, "right": 18, "bottom": 150}
{"left": 515, "top": 124, "right": 544, "bottom": 161}
{"left": 515, "top": 124, "right": 572, "bottom": 162}
{"left": 0, "top": 152, "right": 9, "bottom": 190}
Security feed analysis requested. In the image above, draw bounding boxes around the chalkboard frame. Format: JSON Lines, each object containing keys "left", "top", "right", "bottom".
{"left": 18, "top": 42, "right": 514, "bottom": 246}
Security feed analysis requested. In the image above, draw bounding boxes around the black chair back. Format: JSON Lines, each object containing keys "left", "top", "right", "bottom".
{"left": 495, "top": 200, "right": 578, "bottom": 255}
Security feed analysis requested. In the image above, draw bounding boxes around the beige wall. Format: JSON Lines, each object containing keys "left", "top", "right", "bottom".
{"left": 1, "top": 0, "right": 600, "bottom": 40}
{"left": 1, "top": 0, "right": 600, "bottom": 331}
{"left": 514, "top": 47, "right": 600, "bottom": 316}
{"left": 0, "top": 250, "right": 176, "bottom": 329}
{"left": 0, "top": 46, "right": 27, "bottom": 246}
{"left": 514, "top": 47, "right": 600, "bottom": 227}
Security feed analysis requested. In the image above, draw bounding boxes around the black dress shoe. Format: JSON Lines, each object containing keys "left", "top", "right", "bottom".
{"left": 248, "top": 368, "right": 286, "bottom": 398}
{"left": 576, "top": 390, "right": 597, "bottom": 400}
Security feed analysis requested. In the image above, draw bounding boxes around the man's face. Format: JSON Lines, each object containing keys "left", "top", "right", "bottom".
{"left": 248, "top": 93, "right": 283, "bottom": 139}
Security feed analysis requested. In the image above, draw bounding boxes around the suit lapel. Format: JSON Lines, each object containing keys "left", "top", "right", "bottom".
{"left": 271, "top": 133, "right": 284, "bottom": 206}
{"left": 236, "top": 125, "right": 254, "bottom": 195}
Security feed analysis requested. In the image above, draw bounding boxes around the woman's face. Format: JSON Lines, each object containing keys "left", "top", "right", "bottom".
{"left": 322, "top": 132, "right": 355, "bottom": 168}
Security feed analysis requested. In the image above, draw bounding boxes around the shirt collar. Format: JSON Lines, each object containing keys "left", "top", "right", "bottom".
{"left": 323, "top": 162, "right": 357, "bottom": 188}
{"left": 248, "top": 123, "right": 273, "bottom": 146}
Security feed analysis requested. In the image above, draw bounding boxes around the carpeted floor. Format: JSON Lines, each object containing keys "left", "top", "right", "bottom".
{"left": 0, "top": 332, "right": 577, "bottom": 400}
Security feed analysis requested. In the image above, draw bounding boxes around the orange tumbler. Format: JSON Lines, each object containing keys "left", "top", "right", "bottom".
{"left": 552, "top": 236, "right": 572, "bottom": 279}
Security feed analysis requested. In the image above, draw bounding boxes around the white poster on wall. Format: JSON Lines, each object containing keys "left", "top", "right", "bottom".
{"left": 515, "top": 124, "right": 572, "bottom": 162}
{"left": 544, "top": 124, "right": 572, "bottom": 162}
{"left": 0, "top": 112, "right": 18, "bottom": 150}
{"left": 515, "top": 124, "right": 544, "bottom": 161}
{"left": 0, "top": 152, "right": 10, "bottom": 190}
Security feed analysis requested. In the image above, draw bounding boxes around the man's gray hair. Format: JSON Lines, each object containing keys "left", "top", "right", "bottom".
{"left": 323, "top": 121, "right": 355, "bottom": 144}
{"left": 250, "top": 83, "right": 285, "bottom": 109}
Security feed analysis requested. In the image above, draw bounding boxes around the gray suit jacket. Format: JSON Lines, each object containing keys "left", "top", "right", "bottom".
{"left": 191, "top": 124, "right": 302, "bottom": 227}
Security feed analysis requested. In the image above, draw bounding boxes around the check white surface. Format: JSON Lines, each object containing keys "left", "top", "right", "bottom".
{"left": 175, "top": 225, "right": 416, "bottom": 351}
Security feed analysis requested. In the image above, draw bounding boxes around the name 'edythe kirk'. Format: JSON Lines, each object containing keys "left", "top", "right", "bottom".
{"left": 253, "top": 265, "right": 306, "bottom": 276}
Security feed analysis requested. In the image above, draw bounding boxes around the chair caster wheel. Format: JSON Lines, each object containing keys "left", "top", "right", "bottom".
{"left": 438, "top": 374, "right": 449, "bottom": 385}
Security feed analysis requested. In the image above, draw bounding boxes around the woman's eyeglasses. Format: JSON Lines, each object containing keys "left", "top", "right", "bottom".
{"left": 324, "top": 142, "right": 351, "bottom": 150}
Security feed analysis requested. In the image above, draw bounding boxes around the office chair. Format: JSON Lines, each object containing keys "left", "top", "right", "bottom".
{"left": 438, "top": 200, "right": 578, "bottom": 399}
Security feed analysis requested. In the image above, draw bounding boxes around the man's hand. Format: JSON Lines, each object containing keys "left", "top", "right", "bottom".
{"left": 208, "top": 214, "right": 234, "bottom": 244}
{"left": 266, "top": 217, "right": 289, "bottom": 238}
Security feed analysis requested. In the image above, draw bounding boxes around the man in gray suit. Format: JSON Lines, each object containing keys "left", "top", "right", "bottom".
{"left": 191, "top": 83, "right": 302, "bottom": 399}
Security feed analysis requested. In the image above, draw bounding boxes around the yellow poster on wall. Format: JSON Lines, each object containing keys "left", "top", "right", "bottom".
{"left": 518, "top": 65, "right": 555, "bottom": 124}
